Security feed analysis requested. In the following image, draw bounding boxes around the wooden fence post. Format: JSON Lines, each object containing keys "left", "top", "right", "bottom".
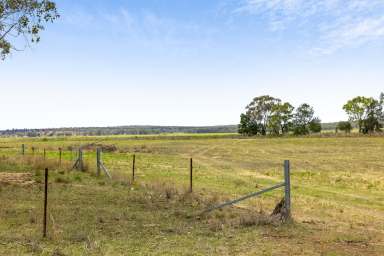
{"left": 97, "top": 148, "right": 111, "bottom": 179}
{"left": 190, "top": 158, "right": 193, "bottom": 193}
{"left": 132, "top": 154, "right": 136, "bottom": 182}
{"left": 284, "top": 160, "right": 291, "bottom": 217}
{"left": 96, "top": 148, "right": 101, "bottom": 176}
{"left": 21, "top": 144, "right": 25, "bottom": 155}
{"left": 43, "top": 168, "right": 48, "bottom": 238}
{"left": 78, "top": 149, "right": 83, "bottom": 171}
{"left": 43, "top": 148, "right": 46, "bottom": 160}
{"left": 59, "top": 148, "right": 62, "bottom": 166}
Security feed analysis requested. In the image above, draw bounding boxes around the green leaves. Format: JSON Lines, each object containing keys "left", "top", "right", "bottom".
{"left": 269, "top": 102, "right": 294, "bottom": 135}
{"left": 292, "top": 104, "right": 320, "bottom": 135}
{"left": 0, "top": 0, "right": 59, "bottom": 59}
{"left": 245, "top": 95, "right": 282, "bottom": 135}
{"left": 239, "top": 96, "right": 320, "bottom": 136}
{"left": 0, "top": 38, "right": 11, "bottom": 56}
{"left": 336, "top": 121, "right": 352, "bottom": 134}
{"left": 343, "top": 95, "right": 383, "bottom": 134}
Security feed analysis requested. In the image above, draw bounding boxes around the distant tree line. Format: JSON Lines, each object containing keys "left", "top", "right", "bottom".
{"left": 238, "top": 95, "right": 321, "bottom": 136}
{"left": 239, "top": 93, "right": 384, "bottom": 136}
{"left": 0, "top": 125, "right": 238, "bottom": 137}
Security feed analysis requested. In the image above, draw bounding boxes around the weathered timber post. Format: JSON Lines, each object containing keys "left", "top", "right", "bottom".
{"left": 284, "top": 160, "right": 291, "bottom": 218}
{"left": 43, "top": 148, "right": 46, "bottom": 160}
{"left": 95, "top": 148, "right": 111, "bottom": 178}
{"left": 190, "top": 158, "right": 193, "bottom": 193}
{"left": 132, "top": 154, "right": 136, "bottom": 182}
{"left": 43, "top": 168, "right": 48, "bottom": 238}
{"left": 21, "top": 144, "right": 25, "bottom": 155}
{"left": 78, "top": 149, "right": 83, "bottom": 171}
{"left": 58, "top": 148, "right": 62, "bottom": 166}
{"left": 96, "top": 148, "right": 101, "bottom": 176}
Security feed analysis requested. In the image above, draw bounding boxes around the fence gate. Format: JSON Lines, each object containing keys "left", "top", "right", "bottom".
{"left": 202, "top": 160, "right": 291, "bottom": 219}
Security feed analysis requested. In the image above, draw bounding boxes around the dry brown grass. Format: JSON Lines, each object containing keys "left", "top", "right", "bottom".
{"left": 1, "top": 135, "right": 384, "bottom": 255}
{"left": 132, "top": 180, "right": 285, "bottom": 232}
{"left": 0, "top": 172, "right": 34, "bottom": 186}
{"left": 4, "top": 155, "right": 72, "bottom": 172}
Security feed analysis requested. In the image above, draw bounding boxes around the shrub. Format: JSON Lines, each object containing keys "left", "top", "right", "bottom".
{"left": 336, "top": 121, "right": 352, "bottom": 133}
{"left": 55, "top": 176, "right": 70, "bottom": 184}
{"left": 309, "top": 118, "right": 322, "bottom": 133}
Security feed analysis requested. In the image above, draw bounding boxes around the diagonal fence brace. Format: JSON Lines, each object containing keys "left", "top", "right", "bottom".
{"left": 201, "top": 182, "right": 285, "bottom": 214}
{"left": 72, "top": 149, "right": 83, "bottom": 171}
{"left": 96, "top": 148, "right": 112, "bottom": 179}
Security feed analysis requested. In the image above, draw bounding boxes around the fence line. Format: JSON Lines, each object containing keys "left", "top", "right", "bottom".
{"left": 10, "top": 144, "right": 293, "bottom": 218}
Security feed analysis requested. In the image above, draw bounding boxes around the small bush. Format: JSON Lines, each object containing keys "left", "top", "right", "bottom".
{"left": 55, "top": 176, "right": 70, "bottom": 184}
{"left": 73, "top": 175, "right": 82, "bottom": 182}
{"left": 337, "top": 121, "right": 352, "bottom": 133}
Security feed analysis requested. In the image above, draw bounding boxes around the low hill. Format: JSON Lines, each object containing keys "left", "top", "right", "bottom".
{"left": 0, "top": 125, "right": 239, "bottom": 137}
{"left": 0, "top": 122, "right": 355, "bottom": 137}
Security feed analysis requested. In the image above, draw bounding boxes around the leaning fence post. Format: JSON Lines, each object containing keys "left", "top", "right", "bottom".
{"left": 132, "top": 154, "right": 136, "bottom": 182}
{"left": 43, "top": 168, "right": 49, "bottom": 238}
{"left": 284, "top": 160, "right": 291, "bottom": 217}
{"left": 190, "top": 158, "right": 193, "bottom": 193}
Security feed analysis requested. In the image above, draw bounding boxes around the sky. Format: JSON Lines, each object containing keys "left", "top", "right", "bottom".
{"left": 1, "top": 0, "right": 383, "bottom": 130}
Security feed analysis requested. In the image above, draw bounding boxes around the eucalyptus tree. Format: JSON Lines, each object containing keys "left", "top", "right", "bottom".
{"left": 238, "top": 113, "right": 259, "bottom": 136}
{"left": 0, "top": 0, "right": 59, "bottom": 59}
{"left": 292, "top": 103, "right": 321, "bottom": 135}
{"left": 239, "top": 96, "right": 321, "bottom": 136}
{"left": 343, "top": 95, "right": 383, "bottom": 134}
{"left": 245, "top": 95, "right": 281, "bottom": 135}
{"left": 269, "top": 102, "right": 294, "bottom": 135}
{"left": 343, "top": 96, "right": 374, "bottom": 133}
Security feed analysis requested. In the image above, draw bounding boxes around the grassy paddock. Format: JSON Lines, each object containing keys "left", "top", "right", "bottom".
{"left": 1, "top": 134, "right": 384, "bottom": 255}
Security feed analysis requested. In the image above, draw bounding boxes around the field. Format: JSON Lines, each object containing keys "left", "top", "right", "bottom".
{"left": 1, "top": 134, "right": 384, "bottom": 255}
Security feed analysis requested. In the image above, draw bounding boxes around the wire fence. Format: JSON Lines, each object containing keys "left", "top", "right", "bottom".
{"left": 1, "top": 143, "right": 293, "bottom": 237}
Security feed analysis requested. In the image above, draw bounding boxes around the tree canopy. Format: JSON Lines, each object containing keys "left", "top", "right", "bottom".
{"left": 293, "top": 103, "right": 319, "bottom": 135}
{"left": 0, "top": 0, "right": 59, "bottom": 59}
{"left": 336, "top": 121, "right": 352, "bottom": 133}
{"left": 343, "top": 94, "right": 383, "bottom": 134}
{"left": 239, "top": 95, "right": 321, "bottom": 136}
{"left": 246, "top": 95, "right": 281, "bottom": 135}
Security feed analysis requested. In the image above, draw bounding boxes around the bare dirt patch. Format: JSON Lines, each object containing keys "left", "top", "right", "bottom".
{"left": 0, "top": 172, "right": 34, "bottom": 186}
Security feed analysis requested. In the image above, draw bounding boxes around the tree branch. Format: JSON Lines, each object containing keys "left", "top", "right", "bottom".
{"left": 0, "top": 23, "right": 17, "bottom": 40}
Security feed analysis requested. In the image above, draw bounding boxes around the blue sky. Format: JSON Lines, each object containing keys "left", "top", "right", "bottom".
{"left": 1, "top": 0, "right": 383, "bottom": 129}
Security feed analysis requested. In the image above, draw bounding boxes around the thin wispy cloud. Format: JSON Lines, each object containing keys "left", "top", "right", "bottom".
{"left": 63, "top": 6, "right": 212, "bottom": 53}
{"left": 234, "top": 0, "right": 384, "bottom": 54}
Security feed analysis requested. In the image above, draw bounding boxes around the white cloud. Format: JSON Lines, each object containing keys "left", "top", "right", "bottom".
{"left": 316, "top": 16, "right": 384, "bottom": 54}
{"left": 234, "top": 0, "right": 384, "bottom": 54}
